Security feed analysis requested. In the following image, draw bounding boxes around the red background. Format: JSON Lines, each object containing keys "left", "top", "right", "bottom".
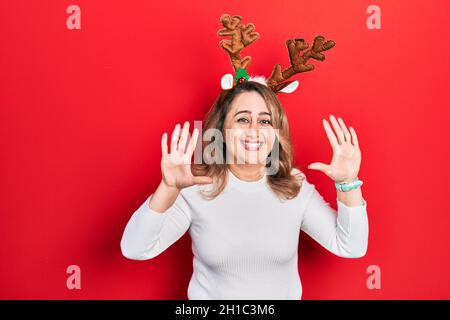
{"left": 1, "top": 0, "right": 449, "bottom": 299}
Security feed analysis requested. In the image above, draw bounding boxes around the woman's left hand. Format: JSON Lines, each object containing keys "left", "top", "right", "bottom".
{"left": 308, "top": 115, "right": 361, "bottom": 183}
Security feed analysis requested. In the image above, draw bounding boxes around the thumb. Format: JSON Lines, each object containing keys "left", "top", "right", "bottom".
{"left": 192, "top": 175, "right": 214, "bottom": 185}
{"left": 308, "top": 162, "right": 329, "bottom": 173}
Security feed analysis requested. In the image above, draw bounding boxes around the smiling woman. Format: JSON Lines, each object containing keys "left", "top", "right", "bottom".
{"left": 119, "top": 13, "right": 368, "bottom": 300}
{"left": 193, "top": 80, "right": 301, "bottom": 200}
{"left": 120, "top": 78, "right": 368, "bottom": 300}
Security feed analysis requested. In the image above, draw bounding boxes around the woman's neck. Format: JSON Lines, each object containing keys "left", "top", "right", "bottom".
{"left": 227, "top": 164, "right": 266, "bottom": 182}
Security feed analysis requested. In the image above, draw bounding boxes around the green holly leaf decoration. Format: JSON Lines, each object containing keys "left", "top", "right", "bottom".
{"left": 235, "top": 68, "right": 250, "bottom": 82}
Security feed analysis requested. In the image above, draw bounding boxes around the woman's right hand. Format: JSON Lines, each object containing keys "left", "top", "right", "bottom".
{"left": 161, "top": 121, "right": 213, "bottom": 190}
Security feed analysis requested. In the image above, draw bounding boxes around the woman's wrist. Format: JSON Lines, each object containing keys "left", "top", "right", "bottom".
{"left": 334, "top": 176, "right": 363, "bottom": 192}
{"left": 161, "top": 179, "right": 181, "bottom": 193}
{"left": 148, "top": 179, "right": 181, "bottom": 213}
{"left": 335, "top": 176, "right": 358, "bottom": 184}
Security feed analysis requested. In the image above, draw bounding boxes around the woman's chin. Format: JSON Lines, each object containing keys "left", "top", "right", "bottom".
{"left": 235, "top": 152, "right": 268, "bottom": 165}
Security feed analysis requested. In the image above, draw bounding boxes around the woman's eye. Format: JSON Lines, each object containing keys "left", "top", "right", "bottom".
{"left": 260, "top": 119, "right": 272, "bottom": 125}
{"left": 237, "top": 118, "right": 249, "bottom": 123}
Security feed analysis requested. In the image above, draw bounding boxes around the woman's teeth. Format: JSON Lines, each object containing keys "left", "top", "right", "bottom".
{"left": 241, "top": 140, "right": 264, "bottom": 151}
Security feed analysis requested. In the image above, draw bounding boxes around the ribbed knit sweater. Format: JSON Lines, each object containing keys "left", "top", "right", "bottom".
{"left": 120, "top": 169, "right": 369, "bottom": 299}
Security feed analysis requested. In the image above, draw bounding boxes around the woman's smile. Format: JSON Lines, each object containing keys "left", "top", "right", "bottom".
{"left": 240, "top": 138, "right": 265, "bottom": 151}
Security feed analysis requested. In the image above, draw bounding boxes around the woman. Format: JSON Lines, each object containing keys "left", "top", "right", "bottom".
{"left": 120, "top": 80, "right": 368, "bottom": 300}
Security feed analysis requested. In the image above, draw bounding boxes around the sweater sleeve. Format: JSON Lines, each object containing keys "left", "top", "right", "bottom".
{"left": 120, "top": 192, "right": 192, "bottom": 260}
{"left": 300, "top": 180, "right": 369, "bottom": 258}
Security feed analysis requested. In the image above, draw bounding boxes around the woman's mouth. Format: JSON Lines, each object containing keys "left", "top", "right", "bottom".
{"left": 240, "top": 139, "right": 265, "bottom": 151}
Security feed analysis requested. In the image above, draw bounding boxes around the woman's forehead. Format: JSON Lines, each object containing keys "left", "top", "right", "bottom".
{"left": 229, "top": 91, "right": 269, "bottom": 114}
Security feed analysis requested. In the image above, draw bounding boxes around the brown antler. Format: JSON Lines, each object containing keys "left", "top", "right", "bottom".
{"left": 267, "top": 36, "right": 336, "bottom": 92}
{"left": 217, "top": 14, "right": 260, "bottom": 73}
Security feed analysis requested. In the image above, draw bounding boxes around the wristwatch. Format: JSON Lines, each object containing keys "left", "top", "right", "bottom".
{"left": 334, "top": 177, "right": 363, "bottom": 192}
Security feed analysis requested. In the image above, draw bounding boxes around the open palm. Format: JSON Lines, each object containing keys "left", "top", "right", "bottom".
{"left": 161, "top": 122, "right": 213, "bottom": 190}
{"left": 308, "top": 115, "right": 361, "bottom": 183}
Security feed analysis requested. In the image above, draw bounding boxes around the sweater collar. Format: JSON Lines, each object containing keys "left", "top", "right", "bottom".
{"left": 226, "top": 168, "right": 268, "bottom": 193}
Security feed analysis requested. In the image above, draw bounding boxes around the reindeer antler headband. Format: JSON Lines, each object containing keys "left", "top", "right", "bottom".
{"left": 217, "top": 14, "right": 336, "bottom": 94}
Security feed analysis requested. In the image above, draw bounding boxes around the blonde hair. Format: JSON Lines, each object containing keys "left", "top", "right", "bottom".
{"left": 192, "top": 80, "right": 305, "bottom": 200}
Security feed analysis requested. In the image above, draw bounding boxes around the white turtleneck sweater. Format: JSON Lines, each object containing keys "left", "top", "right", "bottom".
{"left": 120, "top": 169, "right": 368, "bottom": 300}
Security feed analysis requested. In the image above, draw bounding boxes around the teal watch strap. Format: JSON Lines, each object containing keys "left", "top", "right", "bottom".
{"left": 334, "top": 177, "right": 363, "bottom": 192}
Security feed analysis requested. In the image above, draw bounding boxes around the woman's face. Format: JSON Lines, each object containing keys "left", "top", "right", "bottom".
{"left": 223, "top": 91, "right": 278, "bottom": 166}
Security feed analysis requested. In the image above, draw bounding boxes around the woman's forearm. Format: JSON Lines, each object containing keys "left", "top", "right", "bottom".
{"left": 337, "top": 186, "right": 365, "bottom": 207}
{"left": 148, "top": 180, "right": 180, "bottom": 213}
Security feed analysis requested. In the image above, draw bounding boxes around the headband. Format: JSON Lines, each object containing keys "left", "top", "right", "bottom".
{"left": 217, "top": 14, "right": 336, "bottom": 94}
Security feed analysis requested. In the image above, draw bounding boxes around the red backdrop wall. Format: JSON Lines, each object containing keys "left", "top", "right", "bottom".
{"left": 1, "top": 0, "right": 449, "bottom": 299}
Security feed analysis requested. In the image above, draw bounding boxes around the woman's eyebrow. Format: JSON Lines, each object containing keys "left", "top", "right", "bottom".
{"left": 234, "top": 110, "right": 272, "bottom": 117}
{"left": 234, "top": 110, "right": 251, "bottom": 117}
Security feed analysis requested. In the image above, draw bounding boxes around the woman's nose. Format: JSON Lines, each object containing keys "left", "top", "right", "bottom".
{"left": 245, "top": 127, "right": 259, "bottom": 138}
{"left": 250, "top": 119, "right": 260, "bottom": 130}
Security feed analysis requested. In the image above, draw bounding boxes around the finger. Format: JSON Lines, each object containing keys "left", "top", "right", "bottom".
{"left": 308, "top": 162, "right": 330, "bottom": 174}
{"left": 170, "top": 123, "right": 181, "bottom": 153}
{"left": 192, "top": 175, "right": 214, "bottom": 185}
{"left": 323, "top": 119, "right": 339, "bottom": 148}
{"left": 161, "top": 132, "right": 168, "bottom": 156}
{"left": 185, "top": 128, "right": 199, "bottom": 157}
{"left": 349, "top": 126, "right": 359, "bottom": 148}
{"left": 329, "top": 114, "right": 345, "bottom": 144}
{"left": 337, "top": 117, "right": 351, "bottom": 144}
{"left": 178, "top": 121, "right": 190, "bottom": 153}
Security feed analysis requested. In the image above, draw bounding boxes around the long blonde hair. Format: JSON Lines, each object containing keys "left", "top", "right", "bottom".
{"left": 192, "top": 80, "right": 305, "bottom": 200}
